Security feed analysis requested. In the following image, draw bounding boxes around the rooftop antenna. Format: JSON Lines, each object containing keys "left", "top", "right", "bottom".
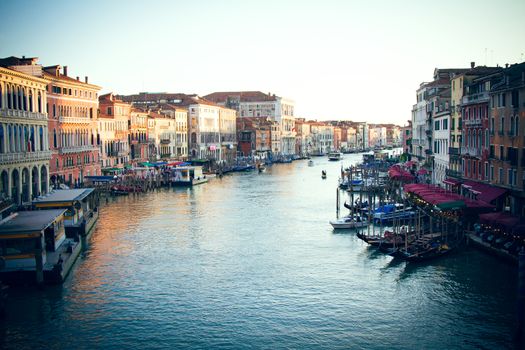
{"left": 490, "top": 49, "right": 494, "bottom": 66}
{"left": 484, "top": 48, "right": 487, "bottom": 66}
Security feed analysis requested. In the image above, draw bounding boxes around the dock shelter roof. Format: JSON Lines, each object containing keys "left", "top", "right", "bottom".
{"left": 461, "top": 180, "right": 507, "bottom": 204}
{"left": 0, "top": 209, "right": 66, "bottom": 235}
{"left": 388, "top": 165, "right": 415, "bottom": 182}
{"left": 404, "top": 183, "right": 494, "bottom": 210}
{"left": 33, "top": 189, "right": 95, "bottom": 204}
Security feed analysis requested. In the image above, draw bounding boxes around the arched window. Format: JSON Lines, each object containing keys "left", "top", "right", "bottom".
{"left": 53, "top": 129, "right": 57, "bottom": 148}
{"left": 516, "top": 117, "right": 520, "bottom": 136}
{"left": 7, "top": 85, "right": 12, "bottom": 109}
{"left": 18, "top": 87, "right": 23, "bottom": 110}
{"left": 38, "top": 92, "right": 42, "bottom": 113}
{"left": 0, "top": 125, "right": 4, "bottom": 153}
{"left": 28, "top": 90, "right": 33, "bottom": 112}
{"left": 477, "top": 130, "right": 482, "bottom": 149}
{"left": 485, "top": 129, "right": 489, "bottom": 148}
{"left": 53, "top": 104, "right": 56, "bottom": 117}
{"left": 510, "top": 116, "right": 515, "bottom": 135}
{"left": 30, "top": 126, "right": 35, "bottom": 152}
{"left": 39, "top": 127, "right": 43, "bottom": 151}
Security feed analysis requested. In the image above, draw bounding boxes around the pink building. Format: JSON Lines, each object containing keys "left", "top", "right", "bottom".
{"left": 44, "top": 65, "right": 102, "bottom": 187}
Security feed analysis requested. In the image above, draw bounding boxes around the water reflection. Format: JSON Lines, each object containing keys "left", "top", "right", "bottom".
{"left": 0, "top": 155, "right": 518, "bottom": 350}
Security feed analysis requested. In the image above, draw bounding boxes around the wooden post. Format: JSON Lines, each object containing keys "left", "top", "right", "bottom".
{"left": 336, "top": 187, "right": 340, "bottom": 219}
{"left": 517, "top": 248, "right": 525, "bottom": 348}
{"left": 35, "top": 235, "right": 44, "bottom": 286}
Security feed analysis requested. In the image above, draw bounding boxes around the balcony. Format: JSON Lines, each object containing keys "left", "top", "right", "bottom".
{"left": 464, "top": 119, "right": 482, "bottom": 127}
{"left": 59, "top": 145, "right": 98, "bottom": 154}
{"left": 0, "top": 108, "right": 48, "bottom": 121}
{"left": 462, "top": 91, "right": 489, "bottom": 105}
{"left": 461, "top": 146, "right": 481, "bottom": 157}
{"left": 58, "top": 116, "right": 92, "bottom": 124}
{"left": 0, "top": 150, "right": 52, "bottom": 163}
{"left": 448, "top": 147, "right": 460, "bottom": 155}
{"left": 445, "top": 169, "right": 462, "bottom": 178}
{"left": 160, "top": 139, "right": 171, "bottom": 144}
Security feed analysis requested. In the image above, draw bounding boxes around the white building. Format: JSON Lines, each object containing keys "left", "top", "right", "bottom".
{"left": 0, "top": 61, "right": 51, "bottom": 204}
{"left": 204, "top": 91, "right": 296, "bottom": 156}
{"left": 433, "top": 106, "right": 451, "bottom": 184}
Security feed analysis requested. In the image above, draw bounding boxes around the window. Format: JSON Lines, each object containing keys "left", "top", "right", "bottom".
{"left": 434, "top": 121, "right": 440, "bottom": 131}
{"left": 490, "top": 166, "right": 494, "bottom": 181}
{"left": 500, "top": 116, "right": 505, "bottom": 134}
{"left": 512, "top": 90, "right": 519, "bottom": 107}
{"left": 485, "top": 163, "right": 489, "bottom": 180}
{"left": 500, "top": 145, "right": 504, "bottom": 160}
{"left": 499, "top": 168, "right": 504, "bottom": 184}
{"left": 107, "top": 107, "right": 112, "bottom": 115}
{"left": 508, "top": 169, "right": 513, "bottom": 186}
{"left": 490, "top": 117, "right": 495, "bottom": 133}
{"left": 443, "top": 119, "right": 448, "bottom": 130}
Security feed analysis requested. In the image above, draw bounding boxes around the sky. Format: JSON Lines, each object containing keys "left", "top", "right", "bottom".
{"left": 1, "top": 0, "right": 524, "bottom": 125}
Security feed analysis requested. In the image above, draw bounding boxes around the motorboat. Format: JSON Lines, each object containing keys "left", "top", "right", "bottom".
{"left": 328, "top": 152, "right": 343, "bottom": 161}
{"left": 308, "top": 160, "right": 314, "bottom": 167}
{"left": 330, "top": 215, "right": 368, "bottom": 229}
{"left": 322, "top": 170, "right": 327, "bottom": 179}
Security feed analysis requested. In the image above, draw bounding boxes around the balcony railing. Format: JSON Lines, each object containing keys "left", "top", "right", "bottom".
{"left": 58, "top": 116, "right": 92, "bottom": 124}
{"left": 0, "top": 150, "right": 52, "bottom": 163}
{"left": 448, "top": 147, "right": 460, "bottom": 155}
{"left": 445, "top": 169, "right": 462, "bottom": 178}
{"left": 464, "top": 119, "right": 483, "bottom": 127}
{"left": 0, "top": 108, "right": 48, "bottom": 121}
{"left": 59, "top": 145, "right": 98, "bottom": 154}
{"left": 462, "top": 91, "right": 489, "bottom": 105}
{"left": 461, "top": 146, "right": 481, "bottom": 157}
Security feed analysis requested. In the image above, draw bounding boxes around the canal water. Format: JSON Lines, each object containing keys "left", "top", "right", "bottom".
{"left": 0, "top": 154, "right": 518, "bottom": 349}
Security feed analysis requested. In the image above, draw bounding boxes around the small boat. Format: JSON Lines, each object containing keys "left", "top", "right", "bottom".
{"left": 321, "top": 170, "right": 327, "bottom": 179}
{"left": 328, "top": 152, "right": 343, "bottom": 161}
{"left": 330, "top": 215, "right": 368, "bottom": 229}
{"left": 308, "top": 160, "right": 314, "bottom": 167}
{"left": 170, "top": 166, "right": 208, "bottom": 186}
{"left": 258, "top": 164, "right": 266, "bottom": 173}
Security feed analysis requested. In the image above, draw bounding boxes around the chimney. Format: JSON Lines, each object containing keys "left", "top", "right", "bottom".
{"left": 85, "top": 76, "right": 88, "bottom": 84}
{"left": 63, "top": 66, "right": 68, "bottom": 76}
{"left": 56, "top": 66, "right": 60, "bottom": 77}
{"left": 22, "top": 55, "right": 25, "bottom": 59}
{"left": 76, "top": 76, "right": 79, "bottom": 81}
{"left": 470, "top": 61, "right": 475, "bottom": 69}
{"left": 505, "top": 63, "right": 509, "bottom": 68}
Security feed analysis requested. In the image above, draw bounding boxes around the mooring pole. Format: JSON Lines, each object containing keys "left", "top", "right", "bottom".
{"left": 336, "top": 187, "right": 340, "bottom": 219}
{"left": 517, "top": 247, "right": 525, "bottom": 349}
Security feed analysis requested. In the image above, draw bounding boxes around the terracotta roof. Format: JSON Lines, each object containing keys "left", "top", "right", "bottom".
{"left": 119, "top": 93, "right": 221, "bottom": 107}
{"left": 204, "top": 91, "right": 278, "bottom": 103}
{"left": 42, "top": 71, "right": 101, "bottom": 89}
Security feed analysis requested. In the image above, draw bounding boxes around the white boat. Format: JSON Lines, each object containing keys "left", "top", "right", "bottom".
{"left": 308, "top": 160, "right": 314, "bottom": 167}
{"left": 329, "top": 215, "right": 369, "bottom": 229}
{"left": 170, "top": 166, "right": 208, "bottom": 187}
{"left": 328, "top": 152, "right": 343, "bottom": 161}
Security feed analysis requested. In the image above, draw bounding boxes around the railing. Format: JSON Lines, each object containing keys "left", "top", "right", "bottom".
{"left": 0, "top": 150, "right": 52, "bottom": 163}
{"left": 462, "top": 91, "right": 489, "bottom": 104}
{"left": 58, "top": 116, "right": 92, "bottom": 124}
{"left": 445, "top": 169, "right": 462, "bottom": 178}
{"left": 59, "top": 145, "right": 99, "bottom": 154}
{"left": 1, "top": 108, "right": 48, "bottom": 121}
{"left": 448, "top": 147, "right": 460, "bottom": 155}
{"left": 464, "top": 119, "right": 482, "bottom": 126}
{"left": 461, "top": 146, "right": 481, "bottom": 157}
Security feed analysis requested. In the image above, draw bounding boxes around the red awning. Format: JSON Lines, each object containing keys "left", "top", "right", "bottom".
{"left": 443, "top": 178, "right": 461, "bottom": 186}
{"left": 479, "top": 212, "right": 523, "bottom": 230}
{"left": 462, "top": 180, "right": 507, "bottom": 204}
{"left": 417, "top": 168, "right": 429, "bottom": 175}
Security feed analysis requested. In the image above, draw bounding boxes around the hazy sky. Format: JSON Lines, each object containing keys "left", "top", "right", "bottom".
{"left": 1, "top": 0, "right": 524, "bottom": 125}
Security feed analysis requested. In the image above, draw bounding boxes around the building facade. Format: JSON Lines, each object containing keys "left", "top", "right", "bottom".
{"left": 43, "top": 65, "right": 101, "bottom": 186}
{"left": 0, "top": 59, "right": 51, "bottom": 204}
{"left": 98, "top": 93, "right": 131, "bottom": 171}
